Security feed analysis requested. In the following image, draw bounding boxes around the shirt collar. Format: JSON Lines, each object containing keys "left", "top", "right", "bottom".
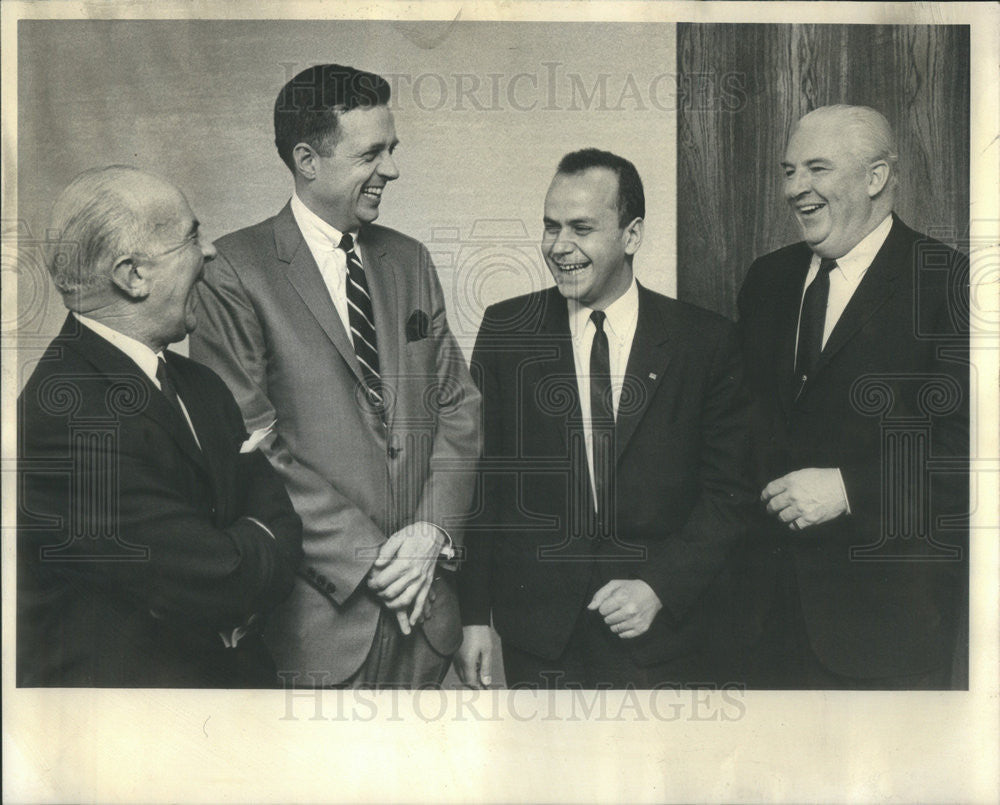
{"left": 568, "top": 276, "right": 639, "bottom": 344}
{"left": 817, "top": 214, "right": 893, "bottom": 281}
{"left": 290, "top": 191, "right": 357, "bottom": 252}
{"left": 73, "top": 312, "right": 162, "bottom": 385}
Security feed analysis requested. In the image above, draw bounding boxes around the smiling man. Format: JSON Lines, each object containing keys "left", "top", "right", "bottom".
{"left": 190, "top": 65, "right": 480, "bottom": 688}
{"left": 736, "top": 105, "right": 969, "bottom": 688}
{"left": 455, "top": 149, "right": 755, "bottom": 689}
{"left": 17, "top": 167, "right": 303, "bottom": 687}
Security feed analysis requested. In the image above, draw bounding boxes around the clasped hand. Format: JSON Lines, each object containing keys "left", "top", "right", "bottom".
{"left": 367, "top": 522, "right": 443, "bottom": 635}
{"left": 761, "top": 467, "right": 848, "bottom": 531}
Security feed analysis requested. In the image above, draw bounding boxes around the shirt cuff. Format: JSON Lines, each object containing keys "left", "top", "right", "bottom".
{"left": 836, "top": 469, "right": 852, "bottom": 515}
{"left": 413, "top": 521, "right": 455, "bottom": 561}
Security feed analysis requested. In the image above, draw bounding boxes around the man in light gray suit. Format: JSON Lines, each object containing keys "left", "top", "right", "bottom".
{"left": 191, "top": 64, "right": 481, "bottom": 687}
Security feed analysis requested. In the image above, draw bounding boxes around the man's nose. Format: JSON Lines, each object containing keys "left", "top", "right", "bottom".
{"left": 785, "top": 169, "right": 810, "bottom": 199}
{"left": 201, "top": 240, "right": 217, "bottom": 263}
{"left": 378, "top": 152, "right": 400, "bottom": 180}
{"left": 550, "top": 232, "right": 575, "bottom": 254}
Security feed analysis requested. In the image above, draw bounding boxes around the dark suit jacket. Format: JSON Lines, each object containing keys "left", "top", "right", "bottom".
{"left": 17, "top": 315, "right": 303, "bottom": 687}
{"left": 737, "top": 215, "right": 969, "bottom": 680}
{"left": 458, "top": 284, "right": 755, "bottom": 669}
{"left": 190, "top": 204, "right": 481, "bottom": 683}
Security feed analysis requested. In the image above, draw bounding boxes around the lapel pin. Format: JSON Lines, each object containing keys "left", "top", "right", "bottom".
{"left": 648, "top": 372, "right": 657, "bottom": 380}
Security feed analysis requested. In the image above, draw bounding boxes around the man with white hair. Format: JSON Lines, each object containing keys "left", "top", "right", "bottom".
{"left": 737, "top": 105, "right": 969, "bottom": 689}
{"left": 17, "top": 166, "right": 303, "bottom": 687}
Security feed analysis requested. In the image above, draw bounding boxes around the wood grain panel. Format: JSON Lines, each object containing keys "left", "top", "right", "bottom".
{"left": 677, "top": 24, "right": 969, "bottom": 318}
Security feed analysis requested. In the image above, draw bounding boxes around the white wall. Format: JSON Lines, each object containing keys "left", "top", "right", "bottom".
{"left": 16, "top": 19, "right": 676, "bottom": 378}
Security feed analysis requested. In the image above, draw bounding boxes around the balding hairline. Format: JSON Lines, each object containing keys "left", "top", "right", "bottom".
{"left": 45, "top": 166, "right": 168, "bottom": 301}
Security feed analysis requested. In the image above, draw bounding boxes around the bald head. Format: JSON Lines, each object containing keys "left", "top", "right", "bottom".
{"left": 45, "top": 166, "right": 216, "bottom": 350}
{"left": 46, "top": 166, "right": 185, "bottom": 308}
{"left": 782, "top": 105, "right": 897, "bottom": 258}
{"left": 792, "top": 105, "right": 898, "bottom": 182}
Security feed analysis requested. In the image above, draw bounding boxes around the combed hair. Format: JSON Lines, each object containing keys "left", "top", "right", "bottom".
{"left": 45, "top": 166, "right": 148, "bottom": 296}
{"left": 797, "top": 105, "right": 899, "bottom": 179}
{"left": 556, "top": 148, "right": 645, "bottom": 227}
{"left": 274, "top": 64, "right": 391, "bottom": 172}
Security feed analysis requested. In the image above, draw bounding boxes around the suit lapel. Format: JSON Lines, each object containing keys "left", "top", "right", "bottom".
{"left": 777, "top": 252, "right": 812, "bottom": 415}
{"left": 533, "top": 289, "right": 582, "bottom": 461}
{"left": 812, "top": 219, "right": 905, "bottom": 378}
{"left": 59, "top": 317, "right": 209, "bottom": 475}
{"left": 615, "top": 284, "right": 672, "bottom": 463}
{"left": 165, "top": 351, "right": 227, "bottom": 492}
{"left": 273, "top": 204, "right": 365, "bottom": 386}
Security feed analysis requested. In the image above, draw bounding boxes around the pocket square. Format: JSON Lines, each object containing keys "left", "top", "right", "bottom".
{"left": 240, "top": 420, "right": 276, "bottom": 453}
{"left": 406, "top": 310, "right": 431, "bottom": 342}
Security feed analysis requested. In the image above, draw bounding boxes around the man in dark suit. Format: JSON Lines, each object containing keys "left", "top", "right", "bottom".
{"left": 737, "top": 105, "right": 968, "bottom": 689}
{"left": 17, "top": 166, "right": 303, "bottom": 687}
{"left": 455, "top": 149, "right": 755, "bottom": 689}
{"left": 190, "top": 65, "right": 481, "bottom": 687}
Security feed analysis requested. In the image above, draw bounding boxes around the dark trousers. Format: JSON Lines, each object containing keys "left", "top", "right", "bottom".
{"left": 745, "top": 550, "right": 949, "bottom": 690}
{"left": 502, "top": 567, "right": 715, "bottom": 690}
{"left": 342, "top": 605, "right": 451, "bottom": 689}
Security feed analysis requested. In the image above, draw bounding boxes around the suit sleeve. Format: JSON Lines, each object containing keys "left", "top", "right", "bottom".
{"left": 214, "top": 368, "right": 304, "bottom": 582}
{"left": 19, "top": 389, "right": 302, "bottom": 628}
{"left": 191, "top": 248, "right": 386, "bottom": 605}
{"left": 456, "top": 308, "right": 499, "bottom": 626}
{"left": 411, "top": 245, "right": 483, "bottom": 545}
{"left": 635, "top": 321, "right": 756, "bottom": 622}
{"left": 836, "top": 248, "right": 969, "bottom": 536}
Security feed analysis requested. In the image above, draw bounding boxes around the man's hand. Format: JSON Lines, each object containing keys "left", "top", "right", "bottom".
{"left": 367, "top": 522, "right": 444, "bottom": 635}
{"left": 761, "top": 467, "right": 848, "bottom": 531}
{"left": 587, "top": 579, "right": 663, "bottom": 639}
{"left": 454, "top": 625, "right": 494, "bottom": 688}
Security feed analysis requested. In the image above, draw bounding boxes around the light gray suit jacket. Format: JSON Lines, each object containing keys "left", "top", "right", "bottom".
{"left": 191, "top": 202, "right": 481, "bottom": 683}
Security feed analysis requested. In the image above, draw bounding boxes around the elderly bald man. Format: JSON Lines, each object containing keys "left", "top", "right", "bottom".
{"left": 736, "top": 106, "right": 969, "bottom": 689}
{"left": 17, "top": 166, "right": 302, "bottom": 687}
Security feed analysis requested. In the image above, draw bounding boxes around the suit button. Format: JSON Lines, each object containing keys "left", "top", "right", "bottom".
{"left": 316, "top": 573, "right": 328, "bottom": 585}
{"left": 325, "top": 582, "right": 336, "bottom": 593}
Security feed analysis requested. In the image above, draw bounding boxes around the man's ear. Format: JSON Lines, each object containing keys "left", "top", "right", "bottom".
{"left": 624, "top": 217, "right": 644, "bottom": 257}
{"left": 867, "top": 160, "right": 891, "bottom": 197}
{"left": 292, "top": 143, "right": 319, "bottom": 181}
{"left": 110, "top": 255, "right": 150, "bottom": 299}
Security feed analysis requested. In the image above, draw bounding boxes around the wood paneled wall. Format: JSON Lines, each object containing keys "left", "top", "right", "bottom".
{"left": 676, "top": 24, "right": 969, "bottom": 318}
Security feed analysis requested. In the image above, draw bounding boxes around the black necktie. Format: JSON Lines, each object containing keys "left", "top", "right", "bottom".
{"left": 795, "top": 257, "right": 838, "bottom": 384}
{"left": 156, "top": 356, "right": 185, "bottom": 421}
{"left": 338, "top": 233, "right": 383, "bottom": 407}
{"left": 589, "top": 310, "right": 614, "bottom": 524}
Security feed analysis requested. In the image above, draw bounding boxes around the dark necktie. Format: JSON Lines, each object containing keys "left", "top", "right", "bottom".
{"left": 338, "top": 233, "right": 383, "bottom": 407}
{"left": 156, "top": 356, "right": 186, "bottom": 421}
{"left": 156, "top": 356, "right": 200, "bottom": 448}
{"left": 589, "top": 310, "right": 614, "bottom": 524}
{"left": 794, "top": 257, "right": 838, "bottom": 384}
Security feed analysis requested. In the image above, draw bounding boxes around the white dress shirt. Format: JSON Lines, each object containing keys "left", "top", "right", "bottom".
{"left": 567, "top": 278, "right": 640, "bottom": 507}
{"left": 291, "top": 192, "right": 360, "bottom": 341}
{"left": 73, "top": 312, "right": 200, "bottom": 447}
{"left": 797, "top": 213, "right": 893, "bottom": 350}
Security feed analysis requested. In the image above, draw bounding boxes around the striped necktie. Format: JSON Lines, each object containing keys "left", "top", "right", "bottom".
{"left": 338, "top": 233, "right": 383, "bottom": 407}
